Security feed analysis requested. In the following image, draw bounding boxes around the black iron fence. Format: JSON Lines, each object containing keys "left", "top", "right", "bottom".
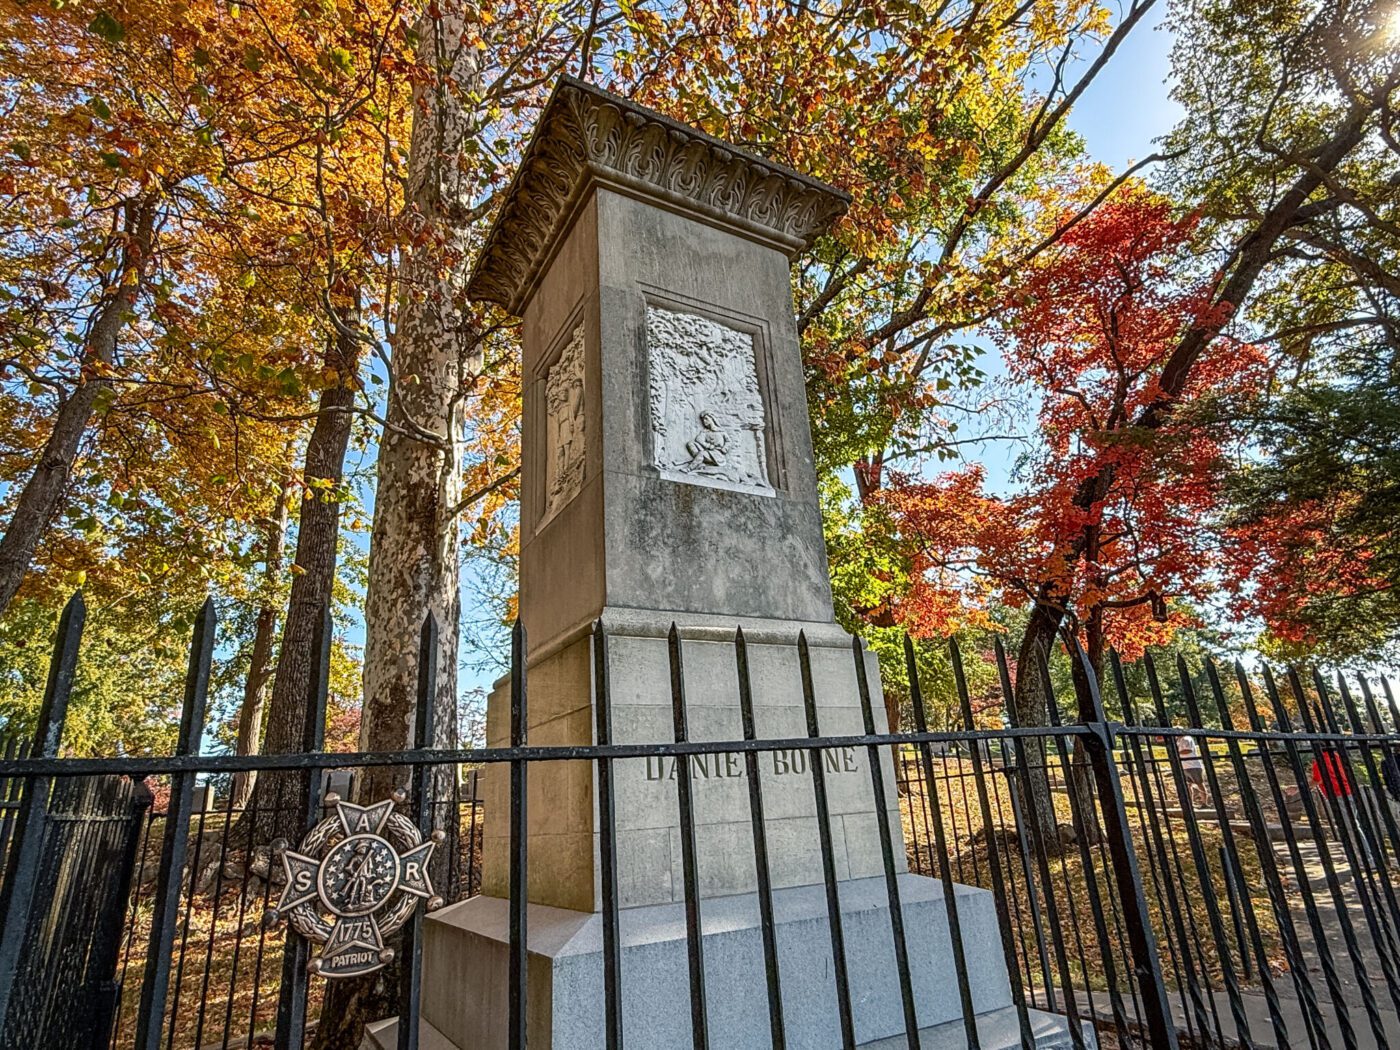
{"left": 2, "top": 592, "right": 1400, "bottom": 1049}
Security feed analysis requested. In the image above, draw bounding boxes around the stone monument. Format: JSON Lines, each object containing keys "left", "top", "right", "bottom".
{"left": 367, "top": 77, "right": 1089, "bottom": 1050}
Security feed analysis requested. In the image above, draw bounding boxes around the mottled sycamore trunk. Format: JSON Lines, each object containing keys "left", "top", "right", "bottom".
{"left": 311, "top": 14, "right": 477, "bottom": 1050}
{"left": 243, "top": 319, "right": 360, "bottom": 845}
{"left": 231, "top": 478, "right": 290, "bottom": 811}
{"left": 0, "top": 197, "right": 155, "bottom": 616}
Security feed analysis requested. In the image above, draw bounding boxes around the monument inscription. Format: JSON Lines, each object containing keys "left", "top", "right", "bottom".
{"left": 643, "top": 745, "right": 861, "bottom": 782}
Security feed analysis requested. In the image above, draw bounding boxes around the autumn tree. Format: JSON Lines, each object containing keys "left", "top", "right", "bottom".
{"left": 0, "top": 0, "right": 345, "bottom": 616}
{"left": 882, "top": 186, "right": 1265, "bottom": 834}
{"left": 1193, "top": 0, "right": 1400, "bottom": 658}
{"left": 1222, "top": 319, "right": 1400, "bottom": 658}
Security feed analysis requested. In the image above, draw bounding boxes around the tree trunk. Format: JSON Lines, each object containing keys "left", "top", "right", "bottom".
{"left": 0, "top": 197, "right": 155, "bottom": 616}
{"left": 356, "top": 0, "right": 478, "bottom": 880}
{"left": 230, "top": 476, "right": 290, "bottom": 811}
{"left": 242, "top": 317, "right": 360, "bottom": 846}
{"left": 311, "top": 13, "right": 479, "bottom": 1049}
{"left": 1014, "top": 598, "right": 1066, "bottom": 846}
{"left": 1065, "top": 612, "right": 1105, "bottom": 844}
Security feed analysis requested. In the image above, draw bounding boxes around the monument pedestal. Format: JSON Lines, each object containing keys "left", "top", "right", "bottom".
{"left": 365, "top": 876, "right": 1094, "bottom": 1050}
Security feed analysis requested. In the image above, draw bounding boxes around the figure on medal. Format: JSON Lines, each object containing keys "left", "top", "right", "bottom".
{"left": 342, "top": 839, "right": 392, "bottom": 911}
{"left": 684, "top": 411, "right": 738, "bottom": 481}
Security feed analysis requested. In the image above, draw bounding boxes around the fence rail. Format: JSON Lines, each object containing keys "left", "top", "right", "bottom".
{"left": 1, "top": 592, "right": 1400, "bottom": 1050}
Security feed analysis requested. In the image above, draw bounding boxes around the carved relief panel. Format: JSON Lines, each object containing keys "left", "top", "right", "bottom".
{"left": 541, "top": 322, "right": 586, "bottom": 526}
{"left": 646, "top": 304, "right": 773, "bottom": 495}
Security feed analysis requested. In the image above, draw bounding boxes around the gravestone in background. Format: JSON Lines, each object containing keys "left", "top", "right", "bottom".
{"left": 367, "top": 77, "right": 1089, "bottom": 1050}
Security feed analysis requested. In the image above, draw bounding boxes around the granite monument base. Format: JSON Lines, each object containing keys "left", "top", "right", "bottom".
{"left": 365, "top": 874, "right": 1095, "bottom": 1050}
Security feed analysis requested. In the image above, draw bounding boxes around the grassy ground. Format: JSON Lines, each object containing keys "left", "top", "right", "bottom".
{"left": 895, "top": 749, "right": 1286, "bottom": 1001}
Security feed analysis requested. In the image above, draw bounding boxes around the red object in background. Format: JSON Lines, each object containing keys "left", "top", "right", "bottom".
{"left": 1311, "top": 751, "right": 1354, "bottom": 797}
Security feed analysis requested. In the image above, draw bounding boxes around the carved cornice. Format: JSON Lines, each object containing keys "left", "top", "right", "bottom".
{"left": 467, "top": 77, "right": 851, "bottom": 314}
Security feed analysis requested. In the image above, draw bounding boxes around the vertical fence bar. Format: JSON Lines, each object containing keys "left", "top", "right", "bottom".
{"left": 994, "top": 638, "right": 1082, "bottom": 1044}
{"left": 1256, "top": 665, "right": 1362, "bottom": 1048}
{"left": 190, "top": 775, "right": 240, "bottom": 1050}
{"left": 132, "top": 597, "right": 215, "bottom": 1050}
{"left": 1108, "top": 653, "right": 1203, "bottom": 1044}
{"left": 1001, "top": 765, "right": 1054, "bottom": 1013}
{"left": 593, "top": 622, "right": 624, "bottom": 1050}
{"left": 1217, "top": 845, "right": 1251, "bottom": 979}
{"left": 668, "top": 625, "right": 709, "bottom": 1050}
{"left": 797, "top": 632, "right": 855, "bottom": 1049}
{"left": 951, "top": 640, "right": 1035, "bottom": 1048}
{"left": 1240, "top": 665, "right": 1344, "bottom": 1049}
{"left": 1041, "top": 651, "right": 1131, "bottom": 1043}
{"left": 735, "top": 628, "right": 785, "bottom": 1050}
{"left": 1204, "top": 661, "right": 1308, "bottom": 1048}
{"left": 272, "top": 602, "right": 332, "bottom": 1050}
{"left": 1171, "top": 659, "right": 1256, "bottom": 1049}
{"left": 1065, "top": 636, "right": 1178, "bottom": 1050}
{"left": 907, "top": 638, "right": 983, "bottom": 1048}
{"left": 0, "top": 591, "right": 84, "bottom": 1027}
{"left": 216, "top": 785, "right": 257, "bottom": 1047}
{"left": 399, "top": 612, "right": 439, "bottom": 1050}
{"left": 509, "top": 619, "right": 529, "bottom": 1050}
{"left": 853, "top": 636, "right": 920, "bottom": 1047}
{"left": 1143, "top": 655, "right": 1229, "bottom": 1046}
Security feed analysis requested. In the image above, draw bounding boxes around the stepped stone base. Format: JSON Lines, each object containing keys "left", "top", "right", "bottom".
{"left": 362, "top": 874, "right": 1095, "bottom": 1050}
{"left": 365, "top": 1003, "right": 1095, "bottom": 1049}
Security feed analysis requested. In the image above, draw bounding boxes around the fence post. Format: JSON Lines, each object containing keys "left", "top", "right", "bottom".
{"left": 595, "top": 621, "right": 625, "bottom": 1050}
{"left": 0, "top": 590, "right": 85, "bottom": 1026}
{"left": 508, "top": 618, "right": 529, "bottom": 1050}
{"left": 273, "top": 602, "right": 333, "bottom": 1050}
{"left": 133, "top": 597, "right": 216, "bottom": 1050}
{"left": 91, "top": 776, "right": 156, "bottom": 1047}
{"left": 1064, "top": 634, "right": 1179, "bottom": 1050}
{"left": 397, "top": 612, "right": 438, "bottom": 1050}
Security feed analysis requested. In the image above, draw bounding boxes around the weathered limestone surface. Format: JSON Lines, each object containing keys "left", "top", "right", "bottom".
{"left": 426, "top": 879, "right": 1012, "bottom": 1049}
{"left": 478, "top": 623, "right": 902, "bottom": 912}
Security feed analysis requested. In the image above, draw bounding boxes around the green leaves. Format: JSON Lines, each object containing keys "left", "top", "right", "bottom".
{"left": 86, "top": 10, "right": 124, "bottom": 43}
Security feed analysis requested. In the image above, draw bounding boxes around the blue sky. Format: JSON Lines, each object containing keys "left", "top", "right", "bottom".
{"left": 1067, "top": 5, "right": 1181, "bottom": 171}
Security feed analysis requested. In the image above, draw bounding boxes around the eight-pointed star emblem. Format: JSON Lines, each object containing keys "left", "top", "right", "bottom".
{"left": 270, "top": 795, "right": 442, "bottom": 978}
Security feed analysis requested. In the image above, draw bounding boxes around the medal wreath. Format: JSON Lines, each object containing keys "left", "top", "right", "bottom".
{"left": 267, "top": 793, "right": 444, "bottom": 978}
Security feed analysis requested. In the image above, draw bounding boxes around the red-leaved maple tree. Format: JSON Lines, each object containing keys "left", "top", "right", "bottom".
{"left": 883, "top": 185, "right": 1265, "bottom": 699}
{"left": 879, "top": 185, "right": 1268, "bottom": 836}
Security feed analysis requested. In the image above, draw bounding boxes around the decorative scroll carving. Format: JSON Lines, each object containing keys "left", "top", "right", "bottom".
{"left": 647, "top": 306, "right": 771, "bottom": 494}
{"left": 468, "top": 78, "right": 850, "bottom": 313}
{"left": 542, "top": 323, "right": 586, "bottom": 524}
